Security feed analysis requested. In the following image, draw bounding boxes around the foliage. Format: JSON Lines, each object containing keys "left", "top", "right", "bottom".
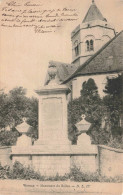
{"left": 0, "top": 91, "right": 8, "bottom": 129}
{"left": 107, "top": 135, "right": 123, "bottom": 149}
{"left": 103, "top": 74, "right": 122, "bottom": 96}
{"left": 70, "top": 166, "right": 123, "bottom": 183}
{"left": 26, "top": 97, "right": 38, "bottom": 140}
{"left": 70, "top": 166, "right": 99, "bottom": 182}
{"left": 103, "top": 74, "right": 123, "bottom": 138}
{"left": 0, "top": 161, "right": 69, "bottom": 181}
{"left": 0, "top": 87, "right": 28, "bottom": 129}
{"left": 0, "top": 87, "right": 38, "bottom": 145}
{"left": 0, "top": 161, "right": 44, "bottom": 180}
{"left": 0, "top": 130, "right": 20, "bottom": 146}
{"left": 68, "top": 78, "right": 103, "bottom": 144}
{"left": 80, "top": 78, "right": 102, "bottom": 124}
{"left": 46, "top": 173, "right": 69, "bottom": 181}
{"left": 68, "top": 97, "right": 82, "bottom": 143}
{"left": 0, "top": 162, "right": 122, "bottom": 182}
{"left": 68, "top": 76, "right": 122, "bottom": 147}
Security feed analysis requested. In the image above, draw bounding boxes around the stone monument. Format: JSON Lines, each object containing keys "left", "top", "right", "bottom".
{"left": 34, "top": 62, "right": 71, "bottom": 150}
{"left": 11, "top": 62, "right": 98, "bottom": 177}
{"left": 30, "top": 63, "right": 71, "bottom": 176}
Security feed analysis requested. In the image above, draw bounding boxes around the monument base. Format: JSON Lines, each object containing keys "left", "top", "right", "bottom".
{"left": 33, "top": 139, "right": 71, "bottom": 153}
{"left": 11, "top": 144, "right": 98, "bottom": 177}
{"left": 32, "top": 155, "right": 70, "bottom": 176}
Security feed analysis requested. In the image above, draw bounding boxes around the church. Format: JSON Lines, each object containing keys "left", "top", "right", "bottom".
{"left": 45, "top": 0, "right": 123, "bottom": 99}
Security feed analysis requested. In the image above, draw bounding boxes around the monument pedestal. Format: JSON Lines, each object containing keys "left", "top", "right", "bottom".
{"left": 30, "top": 65, "right": 71, "bottom": 176}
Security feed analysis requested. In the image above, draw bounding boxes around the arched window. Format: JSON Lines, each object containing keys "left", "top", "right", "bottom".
{"left": 85, "top": 39, "right": 94, "bottom": 51}
{"left": 86, "top": 40, "right": 89, "bottom": 51}
{"left": 90, "top": 40, "right": 94, "bottom": 51}
{"left": 74, "top": 40, "right": 79, "bottom": 56}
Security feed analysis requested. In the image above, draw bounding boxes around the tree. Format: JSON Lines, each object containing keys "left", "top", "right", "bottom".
{"left": 68, "top": 97, "right": 82, "bottom": 143}
{"left": 104, "top": 74, "right": 122, "bottom": 97}
{"left": 0, "top": 130, "right": 20, "bottom": 146}
{"left": 103, "top": 74, "right": 123, "bottom": 138}
{"left": 80, "top": 78, "right": 102, "bottom": 124}
{"left": 0, "top": 91, "right": 8, "bottom": 129}
{"left": 80, "top": 79, "right": 107, "bottom": 144}
{"left": 26, "top": 97, "right": 38, "bottom": 140}
{"left": 68, "top": 78, "right": 104, "bottom": 144}
{"left": 0, "top": 87, "right": 39, "bottom": 146}
{"left": 0, "top": 87, "right": 29, "bottom": 129}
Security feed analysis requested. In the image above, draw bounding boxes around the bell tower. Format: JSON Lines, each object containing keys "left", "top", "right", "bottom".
{"left": 71, "top": 0, "right": 116, "bottom": 67}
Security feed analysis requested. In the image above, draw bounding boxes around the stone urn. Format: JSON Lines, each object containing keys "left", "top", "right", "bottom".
{"left": 75, "top": 115, "right": 92, "bottom": 146}
{"left": 14, "top": 118, "right": 32, "bottom": 148}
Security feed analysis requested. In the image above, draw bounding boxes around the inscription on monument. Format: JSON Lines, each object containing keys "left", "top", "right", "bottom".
{"left": 42, "top": 98, "right": 63, "bottom": 139}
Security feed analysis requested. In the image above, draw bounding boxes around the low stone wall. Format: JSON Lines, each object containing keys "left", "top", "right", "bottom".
{"left": 71, "top": 154, "right": 98, "bottom": 173}
{"left": 97, "top": 145, "right": 123, "bottom": 178}
{"left": 12, "top": 152, "right": 98, "bottom": 177}
{"left": 1, "top": 145, "right": 123, "bottom": 178}
{"left": 0, "top": 146, "right": 12, "bottom": 167}
{"left": 12, "top": 155, "right": 70, "bottom": 177}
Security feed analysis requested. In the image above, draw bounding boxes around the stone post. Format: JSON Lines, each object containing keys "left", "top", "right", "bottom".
{"left": 11, "top": 118, "right": 32, "bottom": 166}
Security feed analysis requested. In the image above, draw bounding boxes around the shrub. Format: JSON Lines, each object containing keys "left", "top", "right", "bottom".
{"left": 70, "top": 166, "right": 123, "bottom": 183}
{"left": 0, "top": 130, "right": 20, "bottom": 146}
{"left": 0, "top": 162, "right": 70, "bottom": 181}
{"left": 0, "top": 162, "right": 123, "bottom": 182}
{"left": 46, "top": 173, "right": 70, "bottom": 181}
{"left": 70, "top": 166, "right": 99, "bottom": 182}
{"left": 0, "top": 161, "right": 44, "bottom": 180}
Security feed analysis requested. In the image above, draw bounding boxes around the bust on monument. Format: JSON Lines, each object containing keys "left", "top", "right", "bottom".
{"left": 48, "top": 63, "right": 57, "bottom": 83}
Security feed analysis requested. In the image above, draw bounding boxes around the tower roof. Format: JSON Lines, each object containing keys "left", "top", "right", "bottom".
{"left": 82, "top": 1, "right": 106, "bottom": 23}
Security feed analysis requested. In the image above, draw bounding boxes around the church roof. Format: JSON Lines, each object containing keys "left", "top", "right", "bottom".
{"left": 63, "top": 31, "right": 123, "bottom": 84}
{"left": 82, "top": 1, "right": 106, "bottom": 23}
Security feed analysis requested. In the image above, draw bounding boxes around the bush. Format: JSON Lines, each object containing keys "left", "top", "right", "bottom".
{"left": 46, "top": 173, "right": 70, "bottom": 181}
{"left": 70, "top": 166, "right": 123, "bottom": 183}
{"left": 0, "top": 130, "right": 20, "bottom": 146}
{"left": 0, "top": 162, "right": 123, "bottom": 182}
{"left": 0, "top": 161, "right": 44, "bottom": 180}
{"left": 0, "top": 161, "right": 69, "bottom": 181}
{"left": 107, "top": 136, "right": 123, "bottom": 149}
{"left": 70, "top": 166, "right": 99, "bottom": 182}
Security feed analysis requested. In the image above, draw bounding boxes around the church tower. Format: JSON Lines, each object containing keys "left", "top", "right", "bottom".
{"left": 71, "top": 0, "right": 116, "bottom": 67}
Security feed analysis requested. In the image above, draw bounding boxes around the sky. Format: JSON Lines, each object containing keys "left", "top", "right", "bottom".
{"left": 0, "top": 0, "right": 123, "bottom": 97}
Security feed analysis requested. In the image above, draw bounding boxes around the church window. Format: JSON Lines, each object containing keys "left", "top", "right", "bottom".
{"left": 86, "top": 39, "right": 94, "bottom": 51}
{"left": 90, "top": 40, "right": 94, "bottom": 51}
{"left": 86, "top": 40, "right": 89, "bottom": 51}
{"left": 74, "top": 40, "right": 79, "bottom": 56}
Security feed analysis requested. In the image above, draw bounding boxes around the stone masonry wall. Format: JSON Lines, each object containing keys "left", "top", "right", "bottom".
{"left": 98, "top": 145, "right": 123, "bottom": 178}
{"left": 0, "top": 146, "right": 12, "bottom": 167}
{"left": 0, "top": 145, "right": 123, "bottom": 178}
